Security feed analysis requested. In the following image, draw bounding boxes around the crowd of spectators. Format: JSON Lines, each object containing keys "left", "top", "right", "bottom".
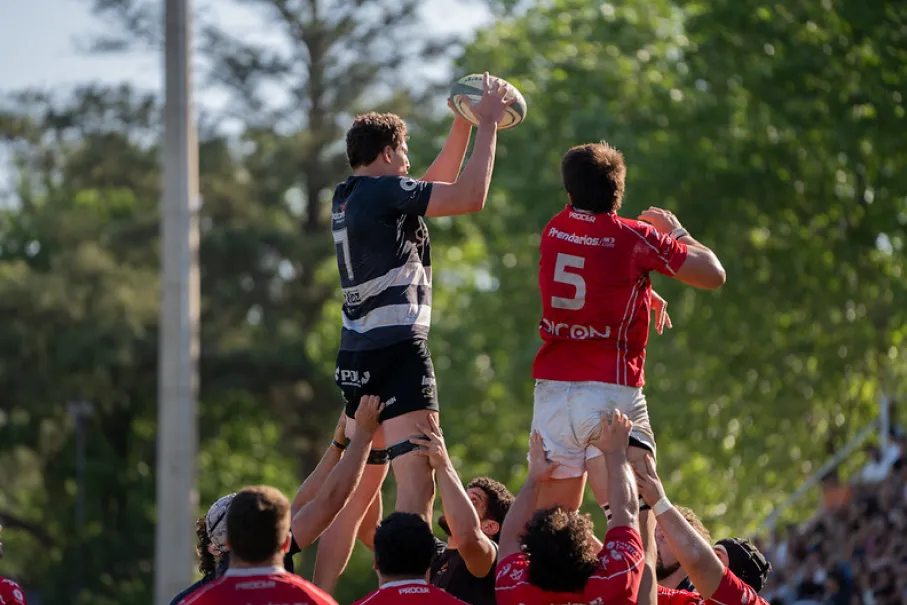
{"left": 760, "top": 427, "right": 907, "bottom": 605}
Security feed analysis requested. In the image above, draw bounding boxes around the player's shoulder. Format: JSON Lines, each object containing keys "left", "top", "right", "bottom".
{"left": 431, "top": 585, "right": 471, "bottom": 604}
{"left": 615, "top": 215, "right": 655, "bottom": 233}
{"left": 495, "top": 552, "right": 530, "bottom": 586}
{"left": 657, "top": 586, "right": 705, "bottom": 605}
{"left": 0, "top": 577, "right": 27, "bottom": 604}
{"left": 176, "top": 576, "right": 228, "bottom": 605}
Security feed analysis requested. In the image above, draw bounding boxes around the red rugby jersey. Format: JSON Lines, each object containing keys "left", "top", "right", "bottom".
{"left": 533, "top": 207, "right": 688, "bottom": 387}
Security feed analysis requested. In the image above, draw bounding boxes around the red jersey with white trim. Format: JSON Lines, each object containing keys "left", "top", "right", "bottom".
{"left": 0, "top": 577, "right": 27, "bottom": 605}
{"left": 353, "top": 580, "right": 468, "bottom": 605}
{"left": 495, "top": 526, "right": 644, "bottom": 605}
{"left": 657, "top": 568, "right": 769, "bottom": 605}
{"left": 533, "top": 207, "right": 688, "bottom": 387}
{"left": 179, "top": 567, "right": 337, "bottom": 605}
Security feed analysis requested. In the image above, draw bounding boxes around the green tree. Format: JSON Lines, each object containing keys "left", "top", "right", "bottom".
{"left": 438, "top": 0, "right": 907, "bottom": 538}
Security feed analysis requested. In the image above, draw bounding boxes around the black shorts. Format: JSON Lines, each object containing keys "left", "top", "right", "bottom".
{"left": 335, "top": 338, "right": 439, "bottom": 422}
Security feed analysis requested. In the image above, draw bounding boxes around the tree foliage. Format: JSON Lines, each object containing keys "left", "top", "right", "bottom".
{"left": 1, "top": 0, "right": 906, "bottom": 604}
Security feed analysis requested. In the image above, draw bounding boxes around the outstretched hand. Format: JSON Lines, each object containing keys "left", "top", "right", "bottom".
{"left": 651, "top": 290, "right": 672, "bottom": 335}
{"left": 588, "top": 410, "right": 633, "bottom": 455}
{"left": 353, "top": 395, "right": 384, "bottom": 438}
{"left": 527, "top": 431, "right": 561, "bottom": 483}
{"left": 409, "top": 416, "right": 450, "bottom": 470}
{"left": 467, "top": 72, "right": 514, "bottom": 126}
{"left": 634, "top": 453, "right": 667, "bottom": 508}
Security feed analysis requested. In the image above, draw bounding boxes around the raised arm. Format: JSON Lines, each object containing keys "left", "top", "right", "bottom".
{"left": 290, "top": 412, "right": 347, "bottom": 517}
{"left": 410, "top": 417, "right": 496, "bottom": 577}
{"left": 424, "top": 72, "right": 512, "bottom": 218}
{"left": 290, "top": 396, "right": 383, "bottom": 549}
{"left": 498, "top": 431, "right": 560, "bottom": 560}
{"left": 636, "top": 454, "right": 726, "bottom": 599}
{"left": 420, "top": 110, "right": 472, "bottom": 183}
{"left": 588, "top": 410, "right": 639, "bottom": 534}
{"left": 638, "top": 207, "right": 726, "bottom": 290}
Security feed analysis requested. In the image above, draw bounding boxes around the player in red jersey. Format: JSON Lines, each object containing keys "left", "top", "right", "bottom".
{"left": 495, "top": 412, "right": 653, "bottom": 605}
{"left": 0, "top": 523, "right": 27, "bottom": 605}
{"left": 532, "top": 142, "right": 727, "bottom": 511}
{"left": 635, "top": 454, "right": 772, "bottom": 605}
{"left": 179, "top": 485, "right": 337, "bottom": 605}
{"left": 352, "top": 512, "right": 468, "bottom": 605}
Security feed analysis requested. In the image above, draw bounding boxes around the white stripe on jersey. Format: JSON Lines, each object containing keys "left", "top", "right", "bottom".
{"left": 342, "top": 303, "right": 432, "bottom": 333}
{"left": 343, "top": 262, "right": 431, "bottom": 306}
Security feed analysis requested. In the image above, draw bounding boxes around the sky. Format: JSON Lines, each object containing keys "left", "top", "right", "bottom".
{"left": 0, "top": 0, "right": 492, "bottom": 98}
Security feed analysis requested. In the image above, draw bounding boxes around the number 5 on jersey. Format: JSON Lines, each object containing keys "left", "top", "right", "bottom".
{"left": 552, "top": 253, "right": 585, "bottom": 310}
{"left": 333, "top": 227, "right": 354, "bottom": 281}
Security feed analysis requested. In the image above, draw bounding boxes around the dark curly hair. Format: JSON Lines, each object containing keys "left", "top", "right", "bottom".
{"left": 195, "top": 516, "right": 218, "bottom": 577}
{"left": 346, "top": 112, "right": 408, "bottom": 168}
{"left": 520, "top": 506, "right": 598, "bottom": 593}
{"left": 467, "top": 477, "right": 514, "bottom": 541}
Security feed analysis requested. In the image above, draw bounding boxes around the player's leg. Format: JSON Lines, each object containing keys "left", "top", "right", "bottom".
{"left": 356, "top": 480, "right": 383, "bottom": 550}
{"left": 532, "top": 379, "right": 589, "bottom": 511}
{"left": 586, "top": 385, "right": 654, "bottom": 514}
{"left": 312, "top": 412, "right": 388, "bottom": 593}
{"left": 379, "top": 339, "right": 439, "bottom": 521}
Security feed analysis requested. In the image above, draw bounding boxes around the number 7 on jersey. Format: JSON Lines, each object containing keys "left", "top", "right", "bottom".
{"left": 551, "top": 253, "right": 586, "bottom": 310}
{"left": 333, "top": 227, "right": 355, "bottom": 281}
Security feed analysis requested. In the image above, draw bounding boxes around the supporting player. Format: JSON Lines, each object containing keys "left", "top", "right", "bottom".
{"left": 315, "top": 73, "right": 515, "bottom": 592}
{"left": 495, "top": 412, "right": 653, "bottom": 605}
{"left": 179, "top": 486, "right": 337, "bottom": 605}
{"left": 635, "top": 454, "right": 773, "bottom": 605}
{"left": 0, "top": 524, "right": 28, "bottom": 605}
{"left": 352, "top": 513, "right": 470, "bottom": 605}
{"left": 532, "top": 142, "right": 727, "bottom": 512}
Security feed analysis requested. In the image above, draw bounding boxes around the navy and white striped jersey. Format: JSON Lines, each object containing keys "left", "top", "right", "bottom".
{"left": 331, "top": 175, "right": 434, "bottom": 351}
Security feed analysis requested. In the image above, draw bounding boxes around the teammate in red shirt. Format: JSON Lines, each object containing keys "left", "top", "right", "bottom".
{"left": 0, "top": 523, "right": 27, "bottom": 605}
{"left": 532, "top": 142, "right": 727, "bottom": 511}
{"left": 180, "top": 485, "right": 337, "bottom": 605}
{"left": 636, "top": 454, "right": 772, "bottom": 605}
{"left": 496, "top": 411, "right": 650, "bottom": 605}
{"left": 352, "top": 512, "right": 468, "bottom": 605}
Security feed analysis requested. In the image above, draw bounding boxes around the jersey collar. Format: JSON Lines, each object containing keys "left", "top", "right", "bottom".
{"left": 382, "top": 579, "right": 429, "bottom": 589}
{"left": 224, "top": 566, "right": 285, "bottom": 577}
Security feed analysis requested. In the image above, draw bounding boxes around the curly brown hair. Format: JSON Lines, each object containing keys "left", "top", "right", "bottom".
{"left": 195, "top": 516, "right": 217, "bottom": 577}
{"left": 467, "top": 477, "right": 514, "bottom": 541}
{"left": 561, "top": 142, "right": 626, "bottom": 214}
{"left": 346, "top": 112, "right": 408, "bottom": 168}
{"left": 520, "top": 506, "right": 598, "bottom": 593}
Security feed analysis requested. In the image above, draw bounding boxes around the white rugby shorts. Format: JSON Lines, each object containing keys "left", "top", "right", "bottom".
{"left": 531, "top": 379, "right": 656, "bottom": 480}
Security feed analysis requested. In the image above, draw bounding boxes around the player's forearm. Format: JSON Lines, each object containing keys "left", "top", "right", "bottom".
{"left": 437, "top": 462, "right": 485, "bottom": 545}
{"left": 291, "top": 444, "right": 343, "bottom": 516}
{"left": 454, "top": 121, "right": 498, "bottom": 211}
{"left": 318, "top": 432, "right": 372, "bottom": 509}
{"left": 421, "top": 119, "right": 472, "bottom": 183}
{"left": 637, "top": 510, "right": 658, "bottom": 605}
{"left": 657, "top": 505, "right": 725, "bottom": 598}
{"left": 604, "top": 451, "right": 638, "bottom": 531}
{"left": 499, "top": 475, "right": 539, "bottom": 557}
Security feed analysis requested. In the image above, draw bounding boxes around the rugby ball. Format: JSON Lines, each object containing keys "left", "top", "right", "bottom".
{"left": 449, "top": 73, "right": 527, "bottom": 130}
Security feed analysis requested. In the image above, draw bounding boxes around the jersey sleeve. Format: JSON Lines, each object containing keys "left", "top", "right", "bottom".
{"left": 494, "top": 553, "right": 531, "bottom": 605}
{"left": 628, "top": 221, "right": 689, "bottom": 277}
{"left": 376, "top": 176, "right": 433, "bottom": 216}
{"left": 706, "top": 567, "right": 768, "bottom": 605}
{"left": 592, "top": 526, "right": 645, "bottom": 600}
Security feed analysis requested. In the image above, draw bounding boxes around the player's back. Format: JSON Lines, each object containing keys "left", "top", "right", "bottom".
{"left": 533, "top": 206, "right": 687, "bottom": 386}
{"left": 331, "top": 175, "right": 434, "bottom": 351}
{"left": 179, "top": 568, "right": 337, "bottom": 605}
{"left": 353, "top": 580, "right": 468, "bottom": 605}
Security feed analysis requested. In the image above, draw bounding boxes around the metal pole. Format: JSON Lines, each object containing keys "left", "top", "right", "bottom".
{"left": 880, "top": 394, "right": 890, "bottom": 454}
{"left": 155, "top": 0, "right": 201, "bottom": 603}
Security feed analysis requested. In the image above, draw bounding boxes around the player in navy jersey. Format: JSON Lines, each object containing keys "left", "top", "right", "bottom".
{"left": 314, "top": 73, "right": 516, "bottom": 593}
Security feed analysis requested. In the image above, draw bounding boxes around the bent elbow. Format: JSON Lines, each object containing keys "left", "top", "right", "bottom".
{"left": 705, "top": 266, "right": 726, "bottom": 290}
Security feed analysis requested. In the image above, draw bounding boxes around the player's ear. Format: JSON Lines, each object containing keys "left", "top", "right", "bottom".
{"left": 482, "top": 519, "right": 500, "bottom": 538}
{"left": 382, "top": 145, "right": 394, "bottom": 164}
{"left": 281, "top": 533, "right": 292, "bottom": 553}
